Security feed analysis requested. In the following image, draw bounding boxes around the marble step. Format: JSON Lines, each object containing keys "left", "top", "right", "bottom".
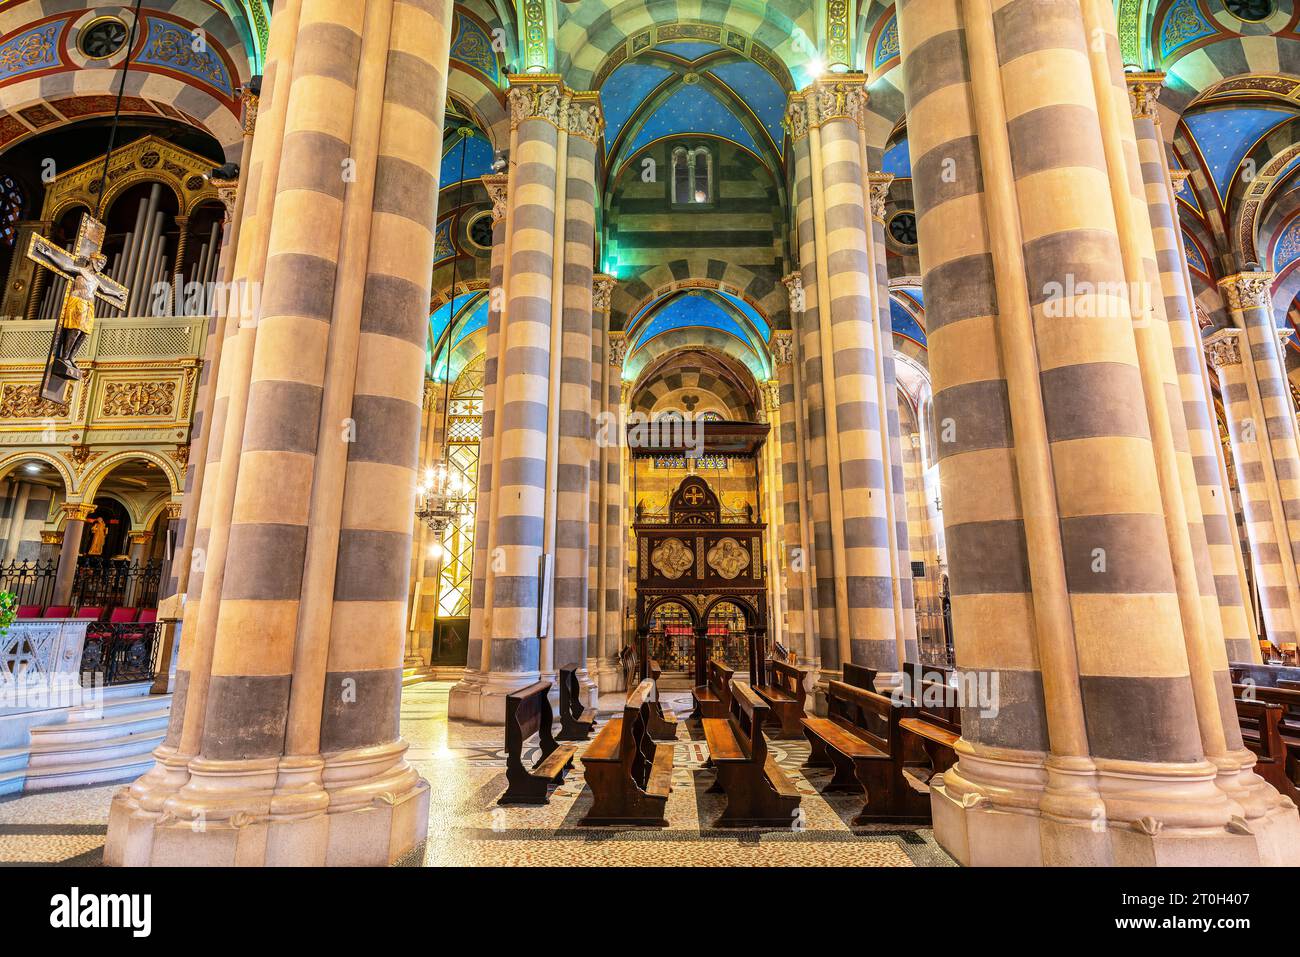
{"left": 27, "top": 705, "right": 171, "bottom": 746}
{"left": 26, "top": 726, "right": 163, "bottom": 765}
{"left": 66, "top": 691, "right": 171, "bottom": 722}
{"left": 22, "top": 752, "right": 158, "bottom": 791}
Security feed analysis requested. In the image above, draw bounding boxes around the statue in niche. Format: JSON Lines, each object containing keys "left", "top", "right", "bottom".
{"left": 85, "top": 516, "right": 108, "bottom": 557}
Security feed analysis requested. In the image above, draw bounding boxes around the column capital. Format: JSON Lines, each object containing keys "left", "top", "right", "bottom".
{"left": 1218, "top": 271, "right": 1275, "bottom": 311}
{"left": 128, "top": 530, "right": 155, "bottom": 546}
{"left": 165, "top": 501, "right": 183, "bottom": 521}
{"left": 771, "top": 330, "right": 795, "bottom": 367}
{"left": 210, "top": 176, "right": 239, "bottom": 224}
{"left": 61, "top": 502, "right": 93, "bottom": 522}
{"left": 762, "top": 379, "right": 781, "bottom": 414}
{"left": 592, "top": 273, "right": 618, "bottom": 314}
{"left": 782, "top": 272, "right": 805, "bottom": 315}
{"left": 480, "top": 173, "right": 509, "bottom": 223}
{"left": 507, "top": 76, "right": 605, "bottom": 142}
{"left": 1204, "top": 328, "right": 1245, "bottom": 367}
{"left": 785, "top": 74, "right": 868, "bottom": 139}
{"left": 607, "top": 330, "right": 628, "bottom": 369}
{"left": 868, "top": 172, "right": 894, "bottom": 222}
{"left": 40, "top": 530, "right": 63, "bottom": 546}
{"left": 1170, "top": 168, "right": 1191, "bottom": 196}
{"left": 241, "top": 84, "right": 259, "bottom": 136}
{"left": 1125, "top": 71, "right": 1166, "bottom": 119}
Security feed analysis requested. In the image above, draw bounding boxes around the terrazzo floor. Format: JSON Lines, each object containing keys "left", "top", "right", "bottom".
{"left": 0, "top": 681, "right": 955, "bottom": 867}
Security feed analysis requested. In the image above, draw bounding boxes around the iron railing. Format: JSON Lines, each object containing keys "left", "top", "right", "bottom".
{"left": 70, "top": 558, "right": 163, "bottom": 610}
{"left": 80, "top": 621, "right": 163, "bottom": 686}
{"left": 0, "top": 558, "right": 58, "bottom": 607}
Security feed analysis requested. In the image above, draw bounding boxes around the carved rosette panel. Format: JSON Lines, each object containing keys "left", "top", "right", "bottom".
{"left": 706, "top": 537, "right": 750, "bottom": 580}
{"left": 101, "top": 381, "right": 177, "bottom": 418}
{"left": 651, "top": 537, "right": 694, "bottom": 580}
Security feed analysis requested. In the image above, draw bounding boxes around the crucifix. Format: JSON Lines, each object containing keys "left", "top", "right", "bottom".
{"left": 26, "top": 214, "right": 129, "bottom": 404}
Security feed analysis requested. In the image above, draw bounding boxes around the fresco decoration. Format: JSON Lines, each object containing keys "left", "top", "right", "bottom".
{"left": 873, "top": 12, "right": 900, "bottom": 72}
{"left": 1159, "top": 0, "right": 1218, "bottom": 62}
{"left": 1183, "top": 230, "right": 1210, "bottom": 275}
{"left": 135, "top": 17, "right": 234, "bottom": 98}
{"left": 0, "top": 21, "right": 62, "bottom": 83}
{"left": 1273, "top": 217, "right": 1300, "bottom": 273}
{"left": 451, "top": 11, "right": 501, "bottom": 84}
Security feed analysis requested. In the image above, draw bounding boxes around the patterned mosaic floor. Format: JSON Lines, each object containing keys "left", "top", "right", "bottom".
{"left": 0, "top": 681, "right": 954, "bottom": 867}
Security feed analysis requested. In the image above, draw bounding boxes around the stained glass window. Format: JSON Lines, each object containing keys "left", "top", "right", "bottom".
{"left": 435, "top": 355, "right": 484, "bottom": 617}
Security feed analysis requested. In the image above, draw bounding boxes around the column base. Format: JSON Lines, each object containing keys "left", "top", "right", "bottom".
{"left": 104, "top": 743, "right": 429, "bottom": 867}
{"left": 596, "top": 659, "right": 624, "bottom": 694}
{"left": 931, "top": 763, "right": 1300, "bottom": 866}
{"left": 447, "top": 670, "right": 542, "bottom": 724}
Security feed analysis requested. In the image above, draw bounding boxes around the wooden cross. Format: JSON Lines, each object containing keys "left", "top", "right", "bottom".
{"left": 26, "top": 213, "right": 129, "bottom": 403}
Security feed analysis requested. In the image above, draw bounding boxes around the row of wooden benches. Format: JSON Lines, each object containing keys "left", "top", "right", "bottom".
{"left": 497, "top": 663, "right": 1299, "bottom": 830}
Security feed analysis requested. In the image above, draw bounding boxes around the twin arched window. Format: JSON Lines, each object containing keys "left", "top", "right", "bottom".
{"left": 671, "top": 146, "right": 713, "bottom": 205}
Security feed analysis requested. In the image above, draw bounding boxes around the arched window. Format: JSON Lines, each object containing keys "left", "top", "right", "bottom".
{"left": 671, "top": 145, "right": 713, "bottom": 205}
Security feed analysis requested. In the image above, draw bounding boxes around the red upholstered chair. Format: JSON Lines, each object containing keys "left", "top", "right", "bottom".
{"left": 16, "top": 604, "right": 42, "bottom": 619}
{"left": 74, "top": 606, "right": 107, "bottom": 621}
{"left": 109, "top": 607, "right": 139, "bottom": 623}
{"left": 136, "top": 608, "right": 158, "bottom": 625}
{"left": 42, "top": 605, "right": 73, "bottom": 618}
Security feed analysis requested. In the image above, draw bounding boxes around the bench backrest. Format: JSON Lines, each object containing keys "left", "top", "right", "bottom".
{"left": 557, "top": 664, "right": 583, "bottom": 720}
{"left": 1234, "top": 683, "right": 1300, "bottom": 722}
{"left": 827, "top": 679, "right": 912, "bottom": 756}
{"left": 1280, "top": 679, "right": 1300, "bottom": 691}
{"left": 905, "top": 661, "right": 962, "bottom": 733}
{"left": 621, "top": 679, "right": 658, "bottom": 785}
{"left": 649, "top": 658, "right": 663, "bottom": 683}
{"left": 726, "top": 679, "right": 770, "bottom": 765}
{"left": 505, "top": 681, "right": 559, "bottom": 771}
{"left": 1236, "top": 699, "right": 1285, "bottom": 761}
{"left": 708, "top": 658, "right": 735, "bottom": 704}
{"left": 842, "top": 662, "right": 878, "bottom": 692}
{"left": 766, "top": 659, "right": 809, "bottom": 704}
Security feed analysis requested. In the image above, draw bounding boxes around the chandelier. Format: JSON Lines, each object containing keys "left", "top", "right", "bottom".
{"left": 415, "top": 460, "right": 473, "bottom": 534}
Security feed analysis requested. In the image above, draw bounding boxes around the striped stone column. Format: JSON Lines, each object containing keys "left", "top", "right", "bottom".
{"left": 462, "top": 175, "right": 508, "bottom": 700}
{"left": 760, "top": 378, "right": 785, "bottom": 652}
{"left": 780, "top": 277, "right": 822, "bottom": 672}
{"left": 867, "top": 172, "right": 920, "bottom": 665}
{"left": 552, "top": 93, "right": 599, "bottom": 696}
{"left": 786, "top": 77, "right": 898, "bottom": 678}
{"left": 1127, "top": 75, "right": 1258, "bottom": 665}
{"left": 106, "top": 0, "right": 453, "bottom": 867}
{"left": 897, "top": 0, "right": 1300, "bottom": 866}
{"left": 52, "top": 503, "right": 89, "bottom": 606}
{"left": 593, "top": 280, "right": 625, "bottom": 693}
{"left": 1081, "top": 12, "right": 1273, "bottom": 841}
{"left": 451, "top": 77, "right": 602, "bottom": 721}
{"left": 1208, "top": 326, "right": 1300, "bottom": 654}
{"left": 773, "top": 329, "right": 807, "bottom": 664}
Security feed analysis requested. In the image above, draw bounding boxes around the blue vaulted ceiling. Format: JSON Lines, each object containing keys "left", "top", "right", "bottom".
{"left": 440, "top": 130, "right": 495, "bottom": 190}
{"left": 1182, "top": 107, "right": 1297, "bottom": 206}
{"left": 627, "top": 290, "right": 772, "bottom": 382}
{"left": 599, "top": 43, "right": 789, "bottom": 176}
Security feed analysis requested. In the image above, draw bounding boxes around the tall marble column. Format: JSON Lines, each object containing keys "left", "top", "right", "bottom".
{"left": 106, "top": 0, "right": 454, "bottom": 867}
{"left": 896, "top": 0, "right": 1300, "bottom": 865}
{"left": 1126, "top": 74, "right": 1259, "bottom": 665}
{"left": 462, "top": 174, "right": 509, "bottom": 699}
{"left": 759, "top": 378, "right": 785, "bottom": 652}
{"left": 786, "top": 77, "right": 898, "bottom": 679}
{"left": 1208, "top": 319, "right": 1300, "bottom": 654}
{"left": 450, "top": 77, "right": 603, "bottom": 721}
{"left": 593, "top": 278, "right": 625, "bottom": 693}
{"left": 52, "top": 503, "right": 89, "bottom": 606}
{"left": 866, "top": 171, "right": 920, "bottom": 665}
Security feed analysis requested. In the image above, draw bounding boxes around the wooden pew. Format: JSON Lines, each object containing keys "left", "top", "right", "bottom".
{"left": 556, "top": 664, "right": 597, "bottom": 741}
{"left": 702, "top": 679, "right": 802, "bottom": 827}
{"left": 801, "top": 680, "right": 931, "bottom": 824}
{"left": 1236, "top": 698, "right": 1300, "bottom": 806}
{"left": 691, "top": 658, "right": 734, "bottom": 720}
{"left": 499, "top": 681, "right": 577, "bottom": 805}
{"left": 898, "top": 662, "right": 962, "bottom": 781}
{"left": 842, "top": 662, "right": 878, "bottom": 692}
{"left": 580, "top": 679, "right": 674, "bottom": 826}
{"left": 1234, "top": 683, "right": 1300, "bottom": 740}
{"left": 644, "top": 668, "right": 679, "bottom": 741}
{"left": 754, "top": 658, "right": 809, "bottom": 739}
